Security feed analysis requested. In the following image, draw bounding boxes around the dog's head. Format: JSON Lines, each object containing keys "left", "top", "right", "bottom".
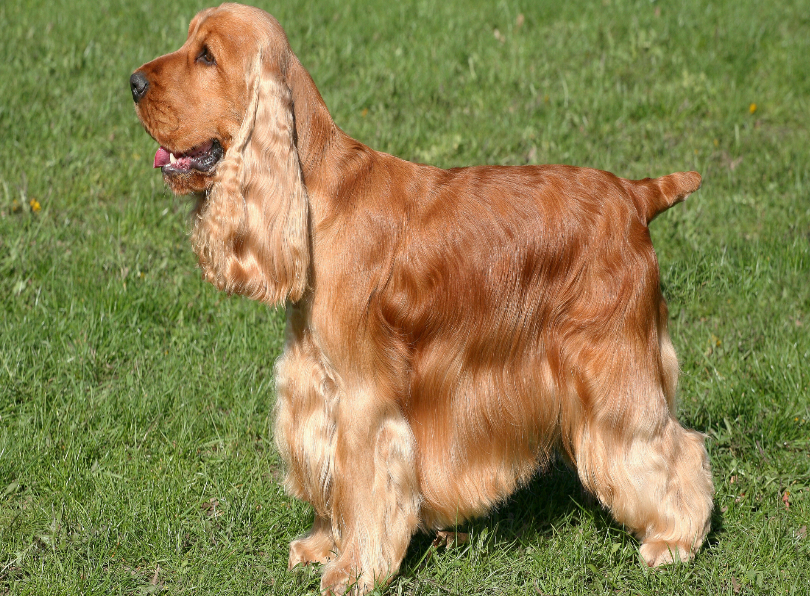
{"left": 131, "top": 3, "right": 292, "bottom": 194}
{"left": 131, "top": 3, "right": 310, "bottom": 305}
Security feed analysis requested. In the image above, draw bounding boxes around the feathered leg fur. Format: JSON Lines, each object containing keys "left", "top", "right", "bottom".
{"left": 275, "top": 307, "right": 421, "bottom": 594}
{"left": 569, "top": 311, "right": 713, "bottom": 566}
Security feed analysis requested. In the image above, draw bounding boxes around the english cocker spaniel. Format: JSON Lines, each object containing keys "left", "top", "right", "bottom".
{"left": 131, "top": 4, "right": 714, "bottom": 594}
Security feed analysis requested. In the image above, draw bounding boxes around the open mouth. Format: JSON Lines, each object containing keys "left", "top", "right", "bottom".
{"left": 153, "top": 139, "right": 224, "bottom": 174}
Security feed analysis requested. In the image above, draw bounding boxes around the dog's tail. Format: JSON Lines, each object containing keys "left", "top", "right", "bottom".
{"left": 625, "top": 171, "right": 702, "bottom": 225}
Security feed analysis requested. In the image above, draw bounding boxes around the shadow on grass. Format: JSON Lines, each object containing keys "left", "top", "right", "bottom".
{"left": 399, "top": 461, "right": 589, "bottom": 575}
{"left": 399, "top": 458, "right": 725, "bottom": 585}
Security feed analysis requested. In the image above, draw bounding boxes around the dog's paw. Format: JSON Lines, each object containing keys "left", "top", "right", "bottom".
{"left": 639, "top": 539, "right": 694, "bottom": 567}
{"left": 319, "top": 558, "right": 378, "bottom": 596}
{"left": 319, "top": 560, "right": 356, "bottom": 595}
{"left": 288, "top": 534, "right": 336, "bottom": 570}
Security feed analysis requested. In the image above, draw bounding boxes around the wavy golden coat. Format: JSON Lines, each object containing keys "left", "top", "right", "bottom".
{"left": 131, "top": 4, "right": 714, "bottom": 593}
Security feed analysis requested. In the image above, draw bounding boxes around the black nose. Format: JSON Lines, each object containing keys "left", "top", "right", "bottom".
{"left": 130, "top": 72, "right": 149, "bottom": 103}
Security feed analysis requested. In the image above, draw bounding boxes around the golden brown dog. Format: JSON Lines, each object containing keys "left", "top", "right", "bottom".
{"left": 131, "top": 3, "right": 714, "bottom": 593}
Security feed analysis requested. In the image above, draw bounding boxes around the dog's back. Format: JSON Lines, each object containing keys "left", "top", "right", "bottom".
{"left": 365, "top": 163, "right": 701, "bottom": 530}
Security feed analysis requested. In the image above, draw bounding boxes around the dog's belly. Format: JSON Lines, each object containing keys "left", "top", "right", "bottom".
{"left": 405, "top": 345, "right": 564, "bottom": 529}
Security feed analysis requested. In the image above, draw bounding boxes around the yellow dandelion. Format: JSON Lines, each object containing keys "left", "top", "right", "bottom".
{"left": 29, "top": 198, "right": 41, "bottom": 212}
{"left": 749, "top": 103, "right": 757, "bottom": 114}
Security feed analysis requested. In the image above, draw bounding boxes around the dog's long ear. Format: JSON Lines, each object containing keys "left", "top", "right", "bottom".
{"left": 191, "top": 51, "right": 310, "bottom": 305}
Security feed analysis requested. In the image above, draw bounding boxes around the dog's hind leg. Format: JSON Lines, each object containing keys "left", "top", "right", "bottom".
{"left": 577, "top": 414, "right": 714, "bottom": 565}
{"left": 319, "top": 389, "right": 421, "bottom": 595}
{"left": 570, "top": 343, "right": 714, "bottom": 566}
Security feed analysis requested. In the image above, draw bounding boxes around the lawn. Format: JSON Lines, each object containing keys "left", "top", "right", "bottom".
{"left": 1, "top": 0, "right": 808, "bottom": 594}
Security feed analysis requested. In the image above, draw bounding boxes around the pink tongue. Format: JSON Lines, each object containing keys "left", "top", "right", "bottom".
{"left": 154, "top": 147, "right": 171, "bottom": 168}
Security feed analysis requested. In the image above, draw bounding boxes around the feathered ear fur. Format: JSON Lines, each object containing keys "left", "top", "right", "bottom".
{"left": 191, "top": 51, "right": 310, "bottom": 305}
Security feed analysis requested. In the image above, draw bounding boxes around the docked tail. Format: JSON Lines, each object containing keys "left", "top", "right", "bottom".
{"left": 626, "top": 171, "right": 702, "bottom": 225}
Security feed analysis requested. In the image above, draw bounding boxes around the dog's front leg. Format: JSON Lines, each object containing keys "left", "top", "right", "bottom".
{"left": 274, "top": 323, "right": 340, "bottom": 569}
{"left": 320, "top": 390, "right": 421, "bottom": 595}
{"left": 288, "top": 514, "right": 335, "bottom": 569}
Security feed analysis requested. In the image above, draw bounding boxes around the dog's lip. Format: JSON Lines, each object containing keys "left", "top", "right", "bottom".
{"left": 154, "top": 139, "right": 224, "bottom": 174}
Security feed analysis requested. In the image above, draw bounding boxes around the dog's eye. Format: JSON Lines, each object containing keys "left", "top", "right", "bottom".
{"left": 197, "top": 46, "right": 216, "bottom": 66}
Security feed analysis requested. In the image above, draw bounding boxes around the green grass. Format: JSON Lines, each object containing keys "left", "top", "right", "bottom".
{"left": 1, "top": 0, "right": 808, "bottom": 593}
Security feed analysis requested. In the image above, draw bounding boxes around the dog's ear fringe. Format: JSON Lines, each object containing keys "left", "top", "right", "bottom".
{"left": 191, "top": 52, "right": 310, "bottom": 305}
